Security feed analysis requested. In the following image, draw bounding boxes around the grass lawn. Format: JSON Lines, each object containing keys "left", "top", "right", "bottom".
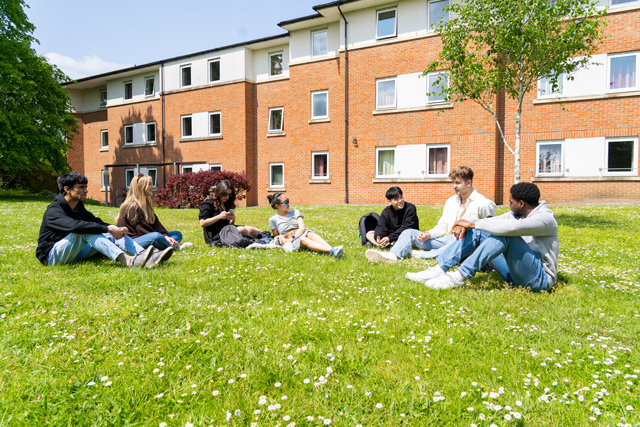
{"left": 0, "top": 192, "right": 639, "bottom": 426}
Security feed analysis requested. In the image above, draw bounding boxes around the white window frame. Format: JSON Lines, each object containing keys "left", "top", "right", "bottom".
{"left": 268, "top": 107, "right": 284, "bottom": 132}
{"left": 426, "top": 71, "right": 450, "bottom": 104}
{"left": 376, "top": 147, "right": 396, "bottom": 178}
{"left": 269, "top": 162, "right": 285, "bottom": 188}
{"left": 376, "top": 77, "right": 397, "bottom": 109}
{"left": 376, "top": 7, "right": 397, "bottom": 39}
{"left": 604, "top": 136, "right": 638, "bottom": 176}
{"left": 180, "top": 65, "right": 192, "bottom": 88}
{"left": 538, "top": 73, "right": 564, "bottom": 98}
{"left": 181, "top": 115, "right": 193, "bottom": 138}
{"left": 101, "top": 170, "right": 110, "bottom": 191}
{"left": 146, "top": 122, "right": 156, "bottom": 143}
{"left": 124, "top": 125, "right": 134, "bottom": 145}
{"left": 610, "top": 0, "right": 639, "bottom": 7}
{"left": 99, "top": 90, "right": 107, "bottom": 108}
{"left": 100, "top": 130, "right": 108, "bottom": 150}
{"left": 210, "top": 164, "right": 222, "bottom": 172}
{"left": 145, "top": 76, "right": 155, "bottom": 97}
{"left": 311, "top": 28, "right": 328, "bottom": 57}
{"left": 208, "top": 58, "right": 221, "bottom": 82}
{"left": 536, "top": 140, "right": 565, "bottom": 177}
{"left": 269, "top": 51, "right": 284, "bottom": 77}
{"left": 608, "top": 53, "right": 638, "bottom": 92}
{"left": 125, "top": 169, "right": 135, "bottom": 188}
{"left": 124, "top": 81, "right": 133, "bottom": 100}
{"left": 311, "top": 90, "right": 329, "bottom": 119}
{"left": 428, "top": 0, "right": 449, "bottom": 30}
{"left": 426, "top": 144, "right": 450, "bottom": 177}
{"left": 209, "top": 111, "right": 222, "bottom": 136}
{"left": 311, "top": 151, "right": 329, "bottom": 179}
{"left": 147, "top": 168, "right": 158, "bottom": 187}
{"left": 182, "top": 165, "right": 193, "bottom": 174}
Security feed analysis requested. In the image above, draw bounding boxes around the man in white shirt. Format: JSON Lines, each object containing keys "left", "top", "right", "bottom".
{"left": 366, "top": 166, "right": 496, "bottom": 264}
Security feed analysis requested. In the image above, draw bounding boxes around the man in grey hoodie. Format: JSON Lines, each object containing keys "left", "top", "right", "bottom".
{"left": 406, "top": 182, "right": 558, "bottom": 292}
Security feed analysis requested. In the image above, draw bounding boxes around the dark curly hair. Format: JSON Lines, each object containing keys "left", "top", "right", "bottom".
{"left": 57, "top": 172, "right": 88, "bottom": 195}
{"left": 267, "top": 192, "right": 285, "bottom": 209}
{"left": 510, "top": 182, "right": 540, "bottom": 206}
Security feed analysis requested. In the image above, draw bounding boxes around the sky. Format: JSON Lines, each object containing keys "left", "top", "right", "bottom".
{"left": 25, "top": 0, "right": 324, "bottom": 79}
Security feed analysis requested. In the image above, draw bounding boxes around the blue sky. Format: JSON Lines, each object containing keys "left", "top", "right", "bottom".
{"left": 25, "top": 0, "right": 322, "bottom": 79}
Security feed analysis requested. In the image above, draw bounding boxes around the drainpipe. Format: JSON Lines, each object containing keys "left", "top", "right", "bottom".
{"left": 161, "top": 62, "right": 166, "bottom": 187}
{"left": 338, "top": 1, "right": 349, "bottom": 204}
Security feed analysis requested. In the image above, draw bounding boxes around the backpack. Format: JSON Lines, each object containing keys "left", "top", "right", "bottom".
{"left": 218, "top": 225, "right": 256, "bottom": 248}
{"left": 358, "top": 212, "right": 380, "bottom": 246}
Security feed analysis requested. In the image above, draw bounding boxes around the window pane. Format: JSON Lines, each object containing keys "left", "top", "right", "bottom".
{"left": 99, "top": 91, "right": 107, "bottom": 107}
{"left": 210, "top": 113, "right": 221, "bottom": 134}
{"left": 377, "top": 80, "right": 396, "bottom": 108}
{"left": 124, "top": 83, "right": 132, "bottom": 100}
{"left": 312, "top": 92, "right": 328, "bottom": 118}
{"left": 607, "top": 140, "right": 634, "bottom": 172}
{"left": 429, "top": 0, "right": 449, "bottom": 29}
{"left": 211, "top": 165, "right": 222, "bottom": 171}
{"left": 271, "top": 165, "right": 284, "bottom": 186}
{"left": 126, "top": 170, "right": 134, "bottom": 187}
{"left": 101, "top": 131, "right": 108, "bottom": 147}
{"left": 147, "top": 124, "right": 156, "bottom": 142}
{"left": 313, "top": 154, "right": 328, "bottom": 177}
{"left": 428, "top": 73, "right": 448, "bottom": 103}
{"left": 428, "top": 147, "right": 448, "bottom": 174}
{"left": 538, "top": 74, "right": 563, "bottom": 96}
{"left": 183, "top": 166, "right": 193, "bottom": 174}
{"left": 610, "top": 56, "right": 636, "bottom": 89}
{"left": 377, "top": 10, "right": 396, "bottom": 38}
{"left": 145, "top": 78, "right": 154, "bottom": 96}
{"left": 270, "top": 53, "right": 283, "bottom": 76}
{"left": 538, "top": 144, "right": 562, "bottom": 173}
{"left": 378, "top": 150, "right": 395, "bottom": 175}
{"left": 102, "top": 171, "right": 109, "bottom": 188}
{"left": 210, "top": 60, "right": 220, "bottom": 81}
{"left": 269, "top": 109, "right": 283, "bottom": 131}
{"left": 125, "top": 127, "right": 133, "bottom": 144}
{"left": 611, "top": 0, "right": 635, "bottom": 5}
{"left": 182, "top": 67, "right": 191, "bottom": 86}
{"left": 312, "top": 30, "right": 328, "bottom": 56}
{"left": 148, "top": 169, "right": 157, "bottom": 186}
{"left": 182, "top": 117, "right": 192, "bottom": 136}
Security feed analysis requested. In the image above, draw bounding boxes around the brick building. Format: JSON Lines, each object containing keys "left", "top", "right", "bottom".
{"left": 64, "top": 0, "right": 640, "bottom": 206}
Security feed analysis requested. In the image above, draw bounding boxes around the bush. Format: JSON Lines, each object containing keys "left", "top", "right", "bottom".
{"left": 154, "top": 170, "right": 251, "bottom": 209}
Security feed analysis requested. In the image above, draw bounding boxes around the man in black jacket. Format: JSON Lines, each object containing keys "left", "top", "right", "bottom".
{"left": 364, "top": 186, "right": 419, "bottom": 251}
{"left": 36, "top": 172, "right": 169, "bottom": 267}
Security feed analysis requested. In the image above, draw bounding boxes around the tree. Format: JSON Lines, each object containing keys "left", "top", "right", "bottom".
{"left": 0, "top": 0, "right": 77, "bottom": 187}
{"left": 424, "top": 0, "right": 606, "bottom": 183}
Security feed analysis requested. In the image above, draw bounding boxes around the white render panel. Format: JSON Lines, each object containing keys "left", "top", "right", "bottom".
{"left": 192, "top": 112, "right": 209, "bottom": 138}
{"left": 244, "top": 49, "right": 254, "bottom": 81}
{"left": 397, "top": 72, "right": 427, "bottom": 108}
{"left": 564, "top": 137, "right": 604, "bottom": 177}
{"left": 106, "top": 72, "right": 159, "bottom": 106}
{"left": 396, "top": 144, "right": 427, "bottom": 178}
{"left": 164, "top": 48, "right": 247, "bottom": 92}
{"left": 397, "top": 0, "right": 428, "bottom": 38}
{"left": 252, "top": 45, "right": 290, "bottom": 82}
{"left": 344, "top": 8, "right": 377, "bottom": 48}
{"left": 289, "top": 21, "right": 341, "bottom": 62}
{"left": 563, "top": 54, "right": 607, "bottom": 98}
{"left": 133, "top": 123, "right": 146, "bottom": 144}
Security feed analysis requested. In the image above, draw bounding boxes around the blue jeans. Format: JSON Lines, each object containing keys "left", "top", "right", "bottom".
{"left": 390, "top": 229, "right": 456, "bottom": 259}
{"left": 133, "top": 231, "right": 183, "bottom": 250}
{"left": 436, "top": 229, "right": 549, "bottom": 292}
{"left": 47, "top": 232, "right": 143, "bottom": 266}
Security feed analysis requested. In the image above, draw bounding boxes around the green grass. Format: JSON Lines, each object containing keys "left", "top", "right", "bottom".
{"left": 1, "top": 194, "right": 639, "bottom": 426}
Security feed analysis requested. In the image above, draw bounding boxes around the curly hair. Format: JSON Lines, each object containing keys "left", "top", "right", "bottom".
{"left": 57, "top": 172, "right": 88, "bottom": 195}
{"left": 510, "top": 182, "right": 540, "bottom": 206}
{"left": 448, "top": 166, "right": 474, "bottom": 182}
{"left": 207, "top": 180, "right": 236, "bottom": 211}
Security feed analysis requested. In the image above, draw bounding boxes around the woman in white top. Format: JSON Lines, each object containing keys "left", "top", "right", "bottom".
{"left": 267, "top": 192, "right": 343, "bottom": 258}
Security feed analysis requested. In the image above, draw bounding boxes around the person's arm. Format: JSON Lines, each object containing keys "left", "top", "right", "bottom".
{"left": 291, "top": 216, "right": 307, "bottom": 240}
{"left": 388, "top": 204, "right": 419, "bottom": 242}
{"left": 477, "top": 198, "right": 496, "bottom": 219}
{"left": 199, "top": 204, "right": 233, "bottom": 227}
{"left": 45, "top": 204, "right": 109, "bottom": 235}
{"left": 428, "top": 197, "right": 455, "bottom": 238}
{"left": 374, "top": 208, "right": 391, "bottom": 240}
{"left": 476, "top": 210, "right": 558, "bottom": 237}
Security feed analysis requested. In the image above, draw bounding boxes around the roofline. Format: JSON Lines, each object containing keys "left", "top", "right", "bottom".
{"left": 277, "top": 12, "right": 324, "bottom": 27}
{"left": 312, "top": 0, "right": 362, "bottom": 11}
{"left": 62, "top": 32, "right": 289, "bottom": 86}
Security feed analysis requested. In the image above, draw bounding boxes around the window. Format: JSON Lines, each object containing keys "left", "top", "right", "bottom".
{"left": 181, "top": 115, "right": 192, "bottom": 137}
{"left": 99, "top": 90, "right": 107, "bottom": 108}
{"left": 146, "top": 123, "right": 156, "bottom": 143}
{"left": 312, "top": 152, "right": 329, "bottom": 179}
{"left": 181, "top": 65, "right": 192, "bottom": 87}
{"left": 611, "top": 0, "right": 638, "bottom": 5}
{"left": 428, "top": 0, "right": 449, "bottom": 29}
{"left": 125, "top": 169, "right": 135, "bottom": 188}
{"left": 124, "top": 125, "right": 134, "bottom": 145}
{"left": 147, "top": 168, "right": 158, "bottom": 187}
{"left": 210, "top": 164, "right": 222, "bottom": 172}
{"left": 427, "top": 145, "right": 449, "bottom": 176}
{"left": 209, "top": 111, "right": 222, "bottom": 135}
{"left": 605, "top": 137, "right": 637, "bottom": 175}
{"left": 124, "top": 82, "right": 132, "bottom": 100}
{"left": 376, "top": 147, "right": 396, "bottom": 177}
{"left": 268, "top": 107, "right": 284, "bottom": 132}
{"left": 209, "top": 58, "right": 221, "bottom": 82}
{"left": 145, "top": 77, "right": 155, "bottom": 96}
{"left": 311, "top": 90, "right": 328, "bottom": 119}
{"left": 376, "top": 77, "right": 397, "bottom": 109}
{"left": 312, "top": 29, "right": 328, "bottom": 57}
{"left": 376, "top": 8, "right": 397, "bottom": 39}
{"left": 182, "top": 165, "right": 193, "bottom": 174}
{"left": 269, "top": 51, "right": 283, "bottom": 76}
{"left": 270, "top": 163, "right": 285, "bottom": 188}
{"left": 538, "top": 73, "right": 564, "bottom": 97}
{"left": 100, "top": 130, "right": 108, "bottom": 150}
{"left": 102, "top": 170, "right": 110, "bottom": 191}
{"left": 609, "top": 54, "right": 637, "bottom": 91}
{"left": 536, "top": 141, "right": 564, "bottom": 176}
{"left": 427, "top": 72, "right": 449, "bottom": 103}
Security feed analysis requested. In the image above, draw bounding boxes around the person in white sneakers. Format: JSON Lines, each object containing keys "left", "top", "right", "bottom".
{"left": 406, "top": 182, "right": 558, "bottom": 292}
{"left": 366, "top": 166, "right": 495, "bottom": 264}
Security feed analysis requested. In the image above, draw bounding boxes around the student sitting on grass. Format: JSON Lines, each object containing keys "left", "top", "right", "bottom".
{"left": 36, "top": 172, "right": 168, "bottom": 268}
{"left": 364, "top": 186, "right": 419, "bottom": 248}
{"left": 267, "top": 192, "right": 344, "bottom": 258}
{"left": 199, "top": 180, "right": 264, "bottom": 246}
{"left": 117, "top": 173, "right": 191, "bottom": 251}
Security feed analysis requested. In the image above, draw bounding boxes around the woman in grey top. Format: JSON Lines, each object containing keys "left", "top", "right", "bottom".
{"left": 267, "top": 192, "right": 344, "bottom": 258}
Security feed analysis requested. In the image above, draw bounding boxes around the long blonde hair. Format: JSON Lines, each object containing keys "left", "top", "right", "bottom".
{"left": 119, "top": 173, "right": 155, "bottom": 224}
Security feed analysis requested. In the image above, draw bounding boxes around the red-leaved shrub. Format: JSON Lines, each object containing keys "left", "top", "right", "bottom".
{"left": 154, "top": 170, "right": 251, "bottom": 209}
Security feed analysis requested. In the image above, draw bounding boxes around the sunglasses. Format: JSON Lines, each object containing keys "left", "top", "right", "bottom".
{"left": 279, "top": 199, "right": 290, "bottom": 206}
{"left": 221, "top": 191, "right": 233, "bottom": 197}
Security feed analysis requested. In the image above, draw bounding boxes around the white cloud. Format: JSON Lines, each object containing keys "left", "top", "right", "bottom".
{"left": 44, "top": 52, "right": 132, "bottom": 80}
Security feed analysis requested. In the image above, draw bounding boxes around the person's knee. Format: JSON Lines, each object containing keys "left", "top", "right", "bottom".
{"left": 171, "top": 231, "right": 183, "bottom": 241}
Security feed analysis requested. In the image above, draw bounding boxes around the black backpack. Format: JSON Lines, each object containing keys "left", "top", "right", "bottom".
{"left": 358, "top": 212, "right": 380, "bottom": 246}
{"left": 218, "top": 225, "right": 256, "bottom": 248}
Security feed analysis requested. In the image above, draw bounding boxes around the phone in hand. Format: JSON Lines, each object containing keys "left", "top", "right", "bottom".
{"left": 229, "top": 209, "right": 235, "bottom": 213}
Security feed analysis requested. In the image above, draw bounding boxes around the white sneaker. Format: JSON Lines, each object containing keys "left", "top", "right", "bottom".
{"left": 180, "top": 242, "right": 193, "bottom": 249}
{"left": 405, "top": 265, "right": 445, "bottom": 283}
{"left": 424, "top": 271, "right": 466, "bottom": 289}
{"left": 283, "top": 241, "right": 294, "bottom": 253}
{"left": 411, "top": 250, "right": 425, "bottom": 259}
{"left": 365, "top": 249, "right": 398, "bottom": 264}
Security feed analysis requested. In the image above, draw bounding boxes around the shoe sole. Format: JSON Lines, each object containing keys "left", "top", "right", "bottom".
{"left": 405, "top": 273, "right": 428, "bottom": 284}
{"left": 146, "top": 248, "right": 173, "bottom": 268}
{"left": 365, "top": 249, "right": 396, "bottom": 264}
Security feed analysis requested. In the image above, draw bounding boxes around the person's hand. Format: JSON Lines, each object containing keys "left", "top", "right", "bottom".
{"left": 165, "top": 236, "right": 180, "bottom": 249}
{"left": 377, "top": 236, "right": 390, "bottom": 248}
{"left": 452, "top": 225, "right": 467, "bottom": 241}
{"left": 108, "top": 226, "right": 127, "bottom": 240}
{"left": 277, "top": 235, "right": 287, "bottom": 245}
{"left": 228, "top": 212, "right": 236, "bottom": 223}
{"left": 417, "top": 231, "right": 431, "bottom": 242}
{"left": 220, "top": 211, "right": 234, "bottom": 220}
{"left": 455, "top": 219, "right": 474, "bottom": 229}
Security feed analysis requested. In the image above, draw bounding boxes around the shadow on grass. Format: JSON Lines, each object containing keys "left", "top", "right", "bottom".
{"left": 555, "top": 213, "right": 619, "bottom": 229}
{"left": 466, "top": 271, "right": 570, "bottom": 293}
